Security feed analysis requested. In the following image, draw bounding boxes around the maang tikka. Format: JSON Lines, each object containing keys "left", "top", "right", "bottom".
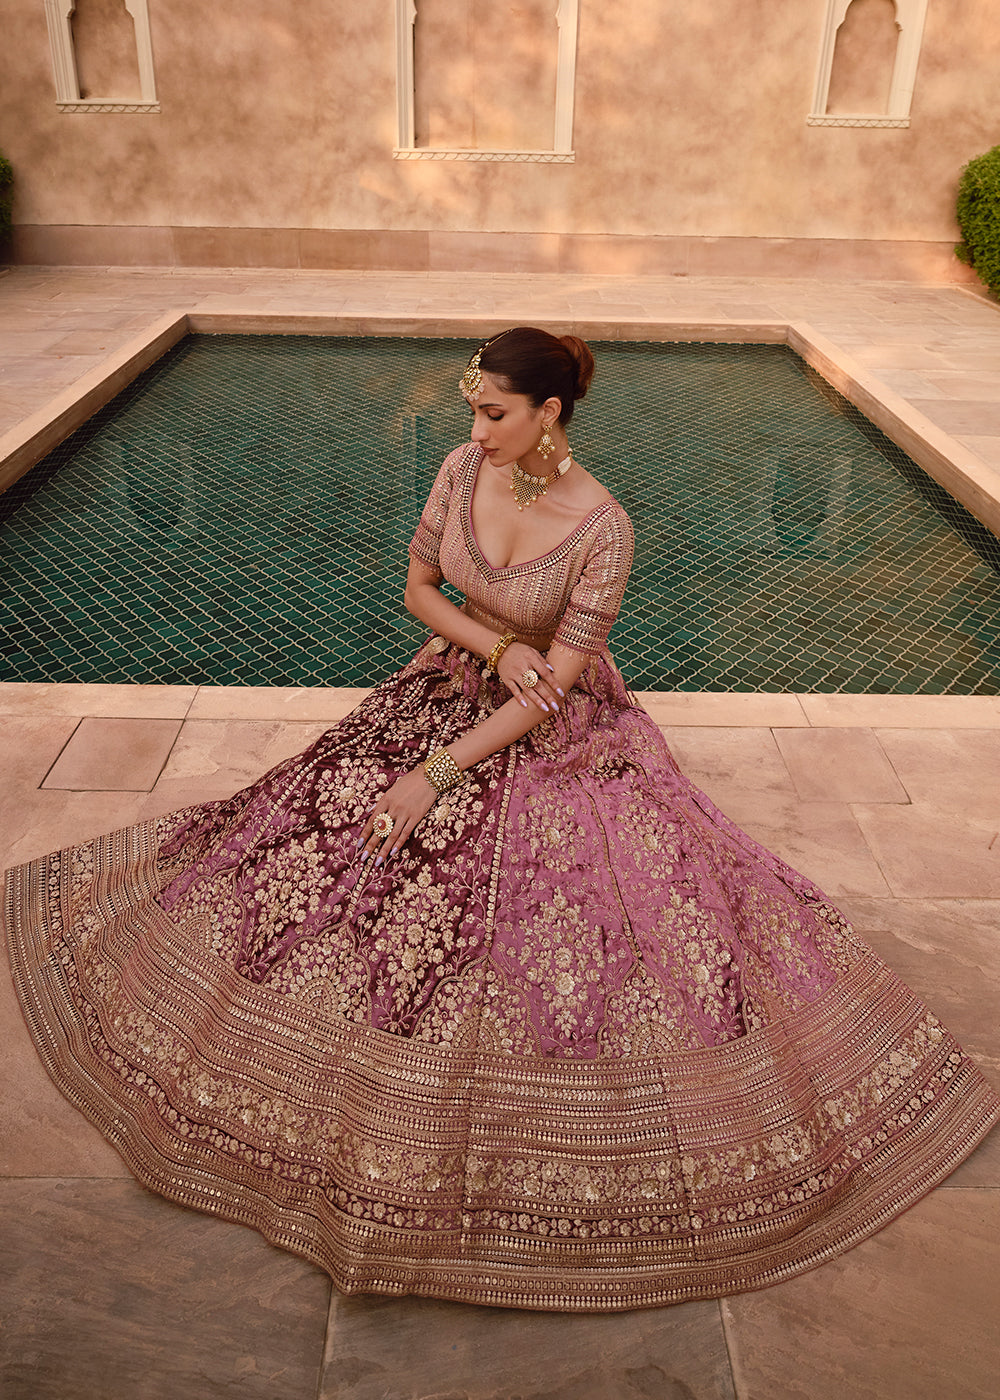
{"left": 459, "top": 329, "right": 515, "bottom": 401}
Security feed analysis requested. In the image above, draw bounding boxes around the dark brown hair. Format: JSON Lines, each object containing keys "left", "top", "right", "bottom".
{"left": 477, "top": 327, "right": 595, "bottom": 425}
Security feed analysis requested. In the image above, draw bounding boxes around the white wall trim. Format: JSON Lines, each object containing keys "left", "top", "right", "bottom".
{"left": 43, "top": 0, "right": 158, "bottom": 108}
{"left": 394, "top": 0, "right": 578, "bottom": 161}
{"left": 809, "top": 0, "right": 928, "bottom": 125}
{"left": 392, "top": 149, "right": 576, "bottom": 163}
{"left": 807, "top": 114, "right": 909, "bottom": 127}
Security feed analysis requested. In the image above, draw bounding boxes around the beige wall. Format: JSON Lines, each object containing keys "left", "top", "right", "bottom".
{"left": 1, "top": 0, "right": 996, "bottom": 271}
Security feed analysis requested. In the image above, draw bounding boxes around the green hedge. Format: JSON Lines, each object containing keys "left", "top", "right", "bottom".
{"left": 956, "top": 145, "right": 1000, "bottom": 297}
{"left": 0, "top": 153, "right": 12, "bottom": 254}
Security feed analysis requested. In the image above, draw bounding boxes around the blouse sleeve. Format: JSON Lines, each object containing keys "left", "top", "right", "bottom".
{"left": 408, "top": 445, "right": 466, "bottom": 572}
{"left": 552, "top": 504, "right": 635, "bottom": 656}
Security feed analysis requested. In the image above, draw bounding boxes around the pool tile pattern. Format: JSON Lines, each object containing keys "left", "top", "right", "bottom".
{"left": 1, "top": 335, "right": 999, "bottom": 692}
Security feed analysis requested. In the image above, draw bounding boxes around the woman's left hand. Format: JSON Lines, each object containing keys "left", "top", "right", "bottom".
{"left": 359, "top": 766, "right": 437, "bottom": 863}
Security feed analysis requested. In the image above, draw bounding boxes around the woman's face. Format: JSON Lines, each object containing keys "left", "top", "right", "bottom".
{"left": 464, "top": 372, "right": 556, "bottom": 468}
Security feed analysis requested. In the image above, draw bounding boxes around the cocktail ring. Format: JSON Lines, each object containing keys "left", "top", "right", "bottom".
{"left": 521, "top": 668, "right": 539, "bottom": 689}
{"left": 373, "top": 813, "right": 394, "bottom": 839}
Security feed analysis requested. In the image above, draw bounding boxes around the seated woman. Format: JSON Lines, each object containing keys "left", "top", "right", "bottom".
{"left": 5, "top": 327, "right": 997, "bottom": 1312}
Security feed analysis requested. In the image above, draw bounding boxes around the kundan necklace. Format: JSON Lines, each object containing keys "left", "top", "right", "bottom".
{"left": 509, "top": 452, "right": 574, "bottom": 511}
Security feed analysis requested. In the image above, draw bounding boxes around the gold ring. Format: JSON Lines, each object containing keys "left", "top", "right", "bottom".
{"left": 373, "top": 813, "right": 394, "bottom": 839}
{"left": 521, "top": 668, "right": 539, "bottom": 689}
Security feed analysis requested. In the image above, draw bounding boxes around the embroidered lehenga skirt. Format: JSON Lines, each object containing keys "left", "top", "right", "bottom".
{"left": 5, "top": 640, "right": 998, "bottom": 1311}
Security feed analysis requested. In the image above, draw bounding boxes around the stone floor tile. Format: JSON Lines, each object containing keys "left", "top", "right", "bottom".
{"left": 46, "top": 330, "right": 120, "bottom": 355}
{"left": 41, "top": 717, "right": 182, "bottom": 791}
{"left": 836, "top": 897, "right": 1000, "bottom": 1069}
{"left": 637, "top": 694, "right": 807, "bottom": 727}
{"left": 773, "top": 727, "right": 908, "bottom": 803}
{"left": 0, "top": 1178, "right": 331, "bottom": 1400}
{"left": 909, "top": 398, "right": 1000, "bottom": 434}
{"left": 852, "top": 804, "right": 1000, "bottom": 897}
{"left": 319, "top": 1293, "right": 736, "bottom": 1400}
{"left": 0, "top": 329, "right": 68, "bottom": 354}
{"left": 836, "top": 895, "right": 1000, "bottom": 1186}
{"left": 874, "top": 728, "right": 1000, "bottom": 819}
{"left": 661, "top": 727, "right": 796, "bottom": 799}
{"left": 0, "top": 937, "right": 130, "bottom": 1179}
{"left": 0, "top": 682, "right": 197, "bottom": 718}
{"left": 923, "top": 370, "right": 1000, "bottom": 400}
{"left": 186, "top": 684, "right": 366, "bottom": 722}
{"left": 150, "top": 719, "right": 331, "bottom": 806}
{"left": 721, "top": 1189, "right": 1000, "bottom": 1400}
{"left": 715, "top": 792, "right": 891, "bottom": 897}
{"left": 799, "top": 695, "right": 1000, "bottom": 728}
{"left": 0, "top": 715, "right": 78, "bottom": 789}
{"left": 0, "top": 787, "right": 149, "bottom": 869}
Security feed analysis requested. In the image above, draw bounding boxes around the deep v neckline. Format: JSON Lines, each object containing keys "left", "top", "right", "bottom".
{"left": 464, "top": 447, "right": 612, "bottom": 575}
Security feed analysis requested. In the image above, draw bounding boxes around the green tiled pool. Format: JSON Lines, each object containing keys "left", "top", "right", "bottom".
{"left": 2, "top": 335, "right": 999, "bottom": 692}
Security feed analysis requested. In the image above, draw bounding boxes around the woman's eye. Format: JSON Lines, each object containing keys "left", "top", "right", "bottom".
{"left": 488, "top": 413, "right": 503, "bottom": 422}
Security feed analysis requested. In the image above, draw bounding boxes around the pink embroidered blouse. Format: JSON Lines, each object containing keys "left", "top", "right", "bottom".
{"left": 409, "top": 443, "right": 635, "bottom": 656}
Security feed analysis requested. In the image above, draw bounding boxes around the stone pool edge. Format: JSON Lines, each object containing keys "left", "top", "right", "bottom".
{"left": 1, "top": 311, "right": 999, "bottom": 540}
{"left": 1, "top": 683, "right": 999, "bottom": 729}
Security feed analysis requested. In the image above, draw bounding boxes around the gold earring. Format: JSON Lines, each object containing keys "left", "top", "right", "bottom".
{"left": 537, "top": 422, "right": 555, "bottom": 460}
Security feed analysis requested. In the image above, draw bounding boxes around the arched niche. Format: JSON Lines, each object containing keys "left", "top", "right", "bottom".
{"left": 44, "top": 0, "right": 159, "bottom": 113}
{"left": 808, "top": 0, "right": 928, "bottom": 128}
{"left": 395, "top": 0, "right": 578, "bottom": 162}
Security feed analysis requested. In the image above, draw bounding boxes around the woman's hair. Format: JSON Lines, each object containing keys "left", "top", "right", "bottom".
{"left": 477, "top": 327, "right": 595, "bottom": 425}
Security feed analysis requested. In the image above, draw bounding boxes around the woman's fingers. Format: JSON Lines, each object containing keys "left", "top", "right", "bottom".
{"left": 359, "top": 769, "right": 439, "bottom": 864}
{"left": 501, "top": 647, "right": 563, "bottom": 713}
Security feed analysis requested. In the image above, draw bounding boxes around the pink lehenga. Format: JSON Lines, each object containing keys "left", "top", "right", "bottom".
{"left": 5, "top": 445, "right": 998, "bottom": 1311}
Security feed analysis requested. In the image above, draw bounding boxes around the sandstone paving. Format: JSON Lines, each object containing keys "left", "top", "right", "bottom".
{"left": 2, "top": 257, "right": 1000, "bottom": 1396}
{"left": 721, "top": 1189, "right": 1000, "bottom": 1400}
{"left": 318, "top": 1292, "right": 737, "bottom": 1400}
{"left": 773, "top": 727, "right": 908, "bottom": 804}
{"left": 873, "top": 727, "right": 1000, "bottom": 820}
{"left": 851, "top": 803, "right": 1000, "bottom": 899}
{"left": 0, "top": 1178, "right": 331, "bottom": 1400}
{"left": 1, "top": 701, "right": 998, "bottom": 1397}
{"left": 41, "top": 716, "right": 183, "bottom": 792}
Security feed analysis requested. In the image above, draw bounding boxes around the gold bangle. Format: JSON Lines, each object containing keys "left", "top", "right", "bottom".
{"left": 423, "top": 748, "right": 464, "bottom": 794}
{"left": 487, "top": 631, "right": 516, "bottom": 672}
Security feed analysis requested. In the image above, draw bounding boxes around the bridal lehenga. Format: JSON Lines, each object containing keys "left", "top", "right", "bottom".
{"left": 5, "top": 445, "right": 998, "bottom": 1310}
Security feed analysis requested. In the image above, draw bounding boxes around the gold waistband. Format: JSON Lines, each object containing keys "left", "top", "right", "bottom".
{"left": 461, "top": 601, "right": 555, "bottom": 651}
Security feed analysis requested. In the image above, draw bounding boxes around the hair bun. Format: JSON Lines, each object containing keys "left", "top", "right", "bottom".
{"left": 559, "top": 335, "right": 596, "bottom": 400}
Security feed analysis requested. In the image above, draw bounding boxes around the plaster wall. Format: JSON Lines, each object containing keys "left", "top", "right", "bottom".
{"left": 0, "top": 0, "right": 996, "bottom": 267}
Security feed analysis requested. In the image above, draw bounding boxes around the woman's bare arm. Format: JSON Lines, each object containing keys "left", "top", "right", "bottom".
{"left": 404, "top": 556, "right": 560, "bottom": 714}
{"left": 359, "top": 571, "right": 596, "bottom": 860}
{"left": 404, "top": 556, "right": 500, "bottom": 661}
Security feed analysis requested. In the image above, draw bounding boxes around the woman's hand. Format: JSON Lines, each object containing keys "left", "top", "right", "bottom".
{"left": 497, "top": 641, "right": 564, "bottom": 714}
{"left": 359, "top": 766, "right": 438, "bottom": 864}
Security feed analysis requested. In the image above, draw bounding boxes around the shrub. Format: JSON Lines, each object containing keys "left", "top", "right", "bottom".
{"left": 956, "top": 145, "right": 1000, "bottom": 297}
{"left": 0, "top": 152, "right": 12, "bottom": 255}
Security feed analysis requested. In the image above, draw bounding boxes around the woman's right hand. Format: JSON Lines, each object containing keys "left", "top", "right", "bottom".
{"left": 497, "top": 641, "right": 564, "bottom": 714}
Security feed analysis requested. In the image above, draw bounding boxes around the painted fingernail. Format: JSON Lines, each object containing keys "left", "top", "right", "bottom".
{"left": 356, "top": 836, "right": 364, "bottom": 849}
{"left": 556, "top": 688, "right": 565, "bottom": 696}
{"left": 375, "top": 855, "right": 384, "bottom": 867}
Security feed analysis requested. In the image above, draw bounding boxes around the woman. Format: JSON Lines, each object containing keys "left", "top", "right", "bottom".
{"left": 5, "top": 328, "right": 998, "bottom": 1312}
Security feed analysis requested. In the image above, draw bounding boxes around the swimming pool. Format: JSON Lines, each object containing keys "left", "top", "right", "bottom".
{"left": 1, "top": 334, "right": 999, "bottom": 692}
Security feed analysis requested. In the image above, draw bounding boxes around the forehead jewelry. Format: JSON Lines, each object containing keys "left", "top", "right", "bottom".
{"left": 459, "top": 329, "right": 514, "bottom": 401}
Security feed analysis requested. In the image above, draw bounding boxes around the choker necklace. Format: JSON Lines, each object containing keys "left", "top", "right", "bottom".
{"left": 509, "top": 452, "right": 573, "bottom": 511}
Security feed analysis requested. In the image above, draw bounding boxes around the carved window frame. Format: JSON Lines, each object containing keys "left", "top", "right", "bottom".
{"left": 807, "top": 0, "right": 928, "bottom": 128}
{"left": 44, "top": 0, "right": 159, "bottom": 113}
{"left": 394, "top": 0, "right": 578, "bottom": 162}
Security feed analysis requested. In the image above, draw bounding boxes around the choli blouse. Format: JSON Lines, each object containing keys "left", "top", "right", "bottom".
{"left": 408, "top": 443, "right": 635, "bottom": 656}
